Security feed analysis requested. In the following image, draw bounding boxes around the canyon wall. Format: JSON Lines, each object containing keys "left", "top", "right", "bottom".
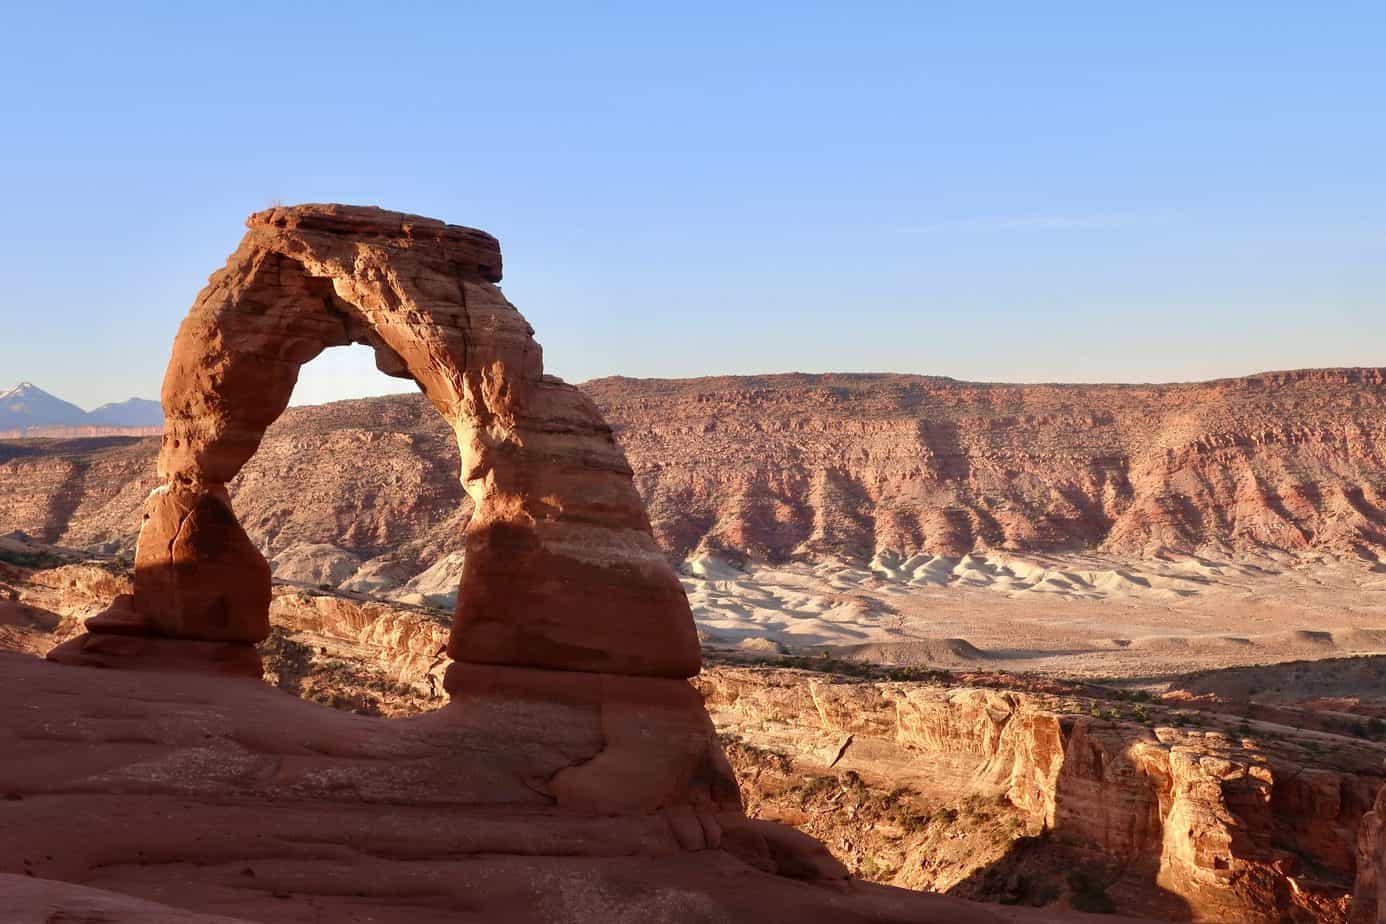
{"left": 700, "top": 666, "right": 1384, "bottom": 923}
{"left": 3, "top": 369, "right": 1384, "bottom": 565}
{"left": 592, "top": 369, "right": 1386, "bottom": 561}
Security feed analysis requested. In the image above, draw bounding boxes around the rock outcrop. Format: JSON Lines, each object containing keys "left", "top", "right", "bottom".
{"left": 1355, "top": 786, "right": 1386, "bottom": 923}
{"left": 588, "top": 371, "right": 1386, "bottom": 562}
{"left": 10, "top": 549, "right": 1380, "bottom": 922}
{"left": 700, "top": 666, "right": 1385, "bottom": 922}
{"left": 47, "top": 204, "right": 698, "bottom": 682}
{"left": 7, "top": 649, "right": 1112, "bottom": 924}
{"left": 12, "top": 205, "right": 924, "bottom": 922}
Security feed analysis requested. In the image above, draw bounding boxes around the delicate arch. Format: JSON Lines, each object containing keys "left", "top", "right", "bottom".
{"left": 50, "top": 204, "right": 700, "bottom": 684}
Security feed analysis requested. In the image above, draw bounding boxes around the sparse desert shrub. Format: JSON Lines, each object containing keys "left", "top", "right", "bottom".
{"left": 0, "top": 547, "right": 65, "bottom": 569}
{"left": 1068, "top": 870, "right": 1116, "bottom": 914}
{"left": 932, "top": 806, "right": 960, "bottom": 824}
{"left": 794, "top": 775, "right": 837, "bottom": 805}
{"left": 892, "top": 807, "right": 931, "bottom": 833}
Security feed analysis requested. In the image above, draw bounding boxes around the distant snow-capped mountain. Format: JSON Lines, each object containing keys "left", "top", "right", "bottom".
{"left": 0, "top": 383, "right": 161, "bottom": 430}
{"left": 0, "top": 382, "right": 92, "bottom": 429}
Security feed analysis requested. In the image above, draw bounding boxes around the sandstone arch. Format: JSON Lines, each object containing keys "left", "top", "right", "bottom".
{"left": 49, "top": 204, "right": 701, "bottom": 684}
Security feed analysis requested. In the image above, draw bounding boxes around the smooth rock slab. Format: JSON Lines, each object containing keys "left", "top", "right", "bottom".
{"left": 0, "top": 652, "right": 1156, "bottom": 923}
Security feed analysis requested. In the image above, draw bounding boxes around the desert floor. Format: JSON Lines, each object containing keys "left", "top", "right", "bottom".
{"left": 684, "top": 550, "right": 1386, "bottom": 683}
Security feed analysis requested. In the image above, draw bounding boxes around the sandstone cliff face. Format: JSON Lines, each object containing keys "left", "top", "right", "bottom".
{"left": 0, "top": 437, "right": 157, "bottom": 548}
{"left": 266, "top": 590, "right": 451, "bottom": 697}
{"left": 589, "top": 369, "right": 1386, "bottom": 561}
{"left": 4, "top": 368, "right": 1384, "bottom": 567}
{"left": 698, "top": 666, "right": 1383, "bottom": 922}
{"left": 0, "top": 559, "right": 122, "bottom": 656}
{"left": 1354, "top": 786, "right": 1386, "bottom": 923}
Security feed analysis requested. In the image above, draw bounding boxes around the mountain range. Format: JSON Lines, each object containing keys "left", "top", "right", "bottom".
{"left": 0, "top": 383, "right": 162, "bottom": 431}
{"left": 1, "top": 367, "right": 1383, "bottom": 563}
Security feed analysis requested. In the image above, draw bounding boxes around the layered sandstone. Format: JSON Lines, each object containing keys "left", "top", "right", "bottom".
{"left": 1355, "top": 786, "right": 1386, "bottom": 922}
{"left": 589, "top": 370, "right": 1386, "bottom": 561}
{"left": 46, "top": 204, "right": 698, "bottom": 681}
{"left": 8, "top": 552, "right": 1378, "bottom": 922}
{"left": 5, "top": 369, "right": 1384, "bottom": 573}
{"left": 34, "top": 205, "right": 748, "bottom": 853}
{"left": 5, "top": 650, "right": 1043, "bottom": 924}
{"left": 700, "top": 665, "right": 1384, "bottom": 922}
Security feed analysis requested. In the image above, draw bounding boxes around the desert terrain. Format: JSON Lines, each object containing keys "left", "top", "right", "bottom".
{"left": 4, "top": 368, "right": 1383, "bottom": 682}
{"left": 4, "top": 357, "right": 1386, "bottom": 921}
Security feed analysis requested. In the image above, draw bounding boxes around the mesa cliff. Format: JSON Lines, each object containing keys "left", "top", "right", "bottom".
{"left": 4, "top": 368, "right": 1384, "bottom": 569}
{"left": 591, "top": 370, "right": 1386, "bottom": 561}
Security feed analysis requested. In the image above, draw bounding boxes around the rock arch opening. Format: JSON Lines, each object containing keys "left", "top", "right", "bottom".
{"left": 49, "top": 204, "right": 700, "bottom": 687}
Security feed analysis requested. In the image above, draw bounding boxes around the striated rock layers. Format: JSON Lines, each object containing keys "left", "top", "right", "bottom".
{"left": 47, "top": 204, "right": 698, "bottom": 681}
{"left": 7, "top": 368, "right": 1386, "bottom": 570}
{"left": 700, "top": 667, "right": 1385, "bottom": 923}
{"left": 7, "top": 649, "right": 1111, "bottom": 924}
{"left": 589, "top": 371, "right": 1386, "bottom": 562}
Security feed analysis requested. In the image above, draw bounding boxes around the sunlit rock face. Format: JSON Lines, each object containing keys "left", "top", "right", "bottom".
{"left": 47, "top": 204, "right": 700, "bottom": 681}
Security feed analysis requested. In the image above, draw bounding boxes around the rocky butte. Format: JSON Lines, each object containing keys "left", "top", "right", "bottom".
{"left": 0, "top": 204, "right": 1142, "bottom": 922}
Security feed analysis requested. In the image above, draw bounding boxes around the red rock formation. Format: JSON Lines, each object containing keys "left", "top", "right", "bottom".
{"left": 7, "top": 369, "right": 1386, "bottom": 567}
{"left": 47, "top": 204, "right": 699, "bottom": 681}
{"left": 1355, "top": 787, "right": 1386, "bottom": 922}
{"left": 700, "top": 667, "right": 1382, "bottom": 922}
{"left": 587, "top": 371, "right": 1386, "bottom": 561}
{"left": 6, "top": 649, "right": 1102, "bottom": 924}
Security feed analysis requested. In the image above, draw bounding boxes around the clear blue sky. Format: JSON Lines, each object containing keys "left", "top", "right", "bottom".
{"left": 1, "top": 2, "right": 1382, "bottom": 409}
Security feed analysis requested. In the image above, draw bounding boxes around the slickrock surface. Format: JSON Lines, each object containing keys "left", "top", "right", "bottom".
{"left": 0, "top": 874, "right": 256, "bottom": 923}
{"left": 0, "top": 651, "right": 1160, "bottom": 924}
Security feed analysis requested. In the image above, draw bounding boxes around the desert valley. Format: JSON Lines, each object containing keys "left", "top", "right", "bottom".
{"left": 3, "top": 9, "right": 1383, "bottom": 920}
{"left": 2, "top": 220, "right": 1385, "bottom": 922}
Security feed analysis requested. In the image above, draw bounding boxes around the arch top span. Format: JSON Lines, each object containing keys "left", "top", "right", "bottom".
{"left": 49, "top": 203, "right": 702, "bottom": 684}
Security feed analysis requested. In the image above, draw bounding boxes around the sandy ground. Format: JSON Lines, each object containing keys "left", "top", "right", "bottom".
{"left": 13, "top": 526, "right": 1386, "bottom": 686}
{"left": 683, "top": 550, "right": 1386, "bottom": 681}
